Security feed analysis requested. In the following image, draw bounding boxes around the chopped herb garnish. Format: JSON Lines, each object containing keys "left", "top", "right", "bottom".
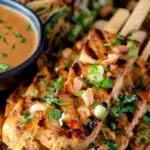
{"left": 76, "top": 55, "right": 80, "bottom": 61}
{"left": 0, "top": 63, "right": 10, "bottom": 71}
{"left": 109, "top": 95, "right": 137, "bottom": 117}
{"left": 21, "top": 37, "right": 27, "bottom": 43}
{"left": 138, "top": 134, "right": 150, "bottom": 144}
{"left": 3, "top": 38, "right": 8, "bottom": 44}
{"left": 26, "top": 89, "right": 39, "bottom": 97}
{"left": 66, "top": 61, "right": 72, "bottom": 70}
{"left": 27, "top": 24, "right": 34, "bottom": 31}
{"left": 104, "top": 40, "right": 121, "bottom": 47}
{"left": 76, "top": 90, "right": 84, "bottom": 96}
{"left": 14, "top": 32, "right": 22, "bottom": 37}
{"left": 11, "top": 44, "right": 16, "bottom": 50}
{"left": 117, "top": 35, "right": 124, "bottom": 40}
{"left": 47, "top": 108, "right": 62, "bottom": 121}
{"left": 143, "top": 115, "right": 150, "bottom": 126}
{"left": 5, "top": 26, "right": 12, "bottom": 30}
{"left": 100, "top": 132, "right": 119, "bottom": 150}
{"left": 115, "top": 129, "right": 124, "bottom": 135}
{"left": 20, "top": 112, "right": 35, "bottom": 125}
{"left": 45, "top": 97, "right": 68, "bottom": 106}
{"left": 0, "top": 33, "right": 2, "bottom": 39}
{"left": 50, "top": 78, "right": 64, "bottom": 93}
{"left": 45, "top": 10, "right": 65, "bottom": 33}
{"left": 1, "top": 53, "right": 8, "bottom": 58}
{"left": 111, "top": 122, "right": 116, "bottom": 130}
{"left": 113, "top": 40, "right": 121, "bottom": 46}
{"left": 100, "top": 78, "right": 113, "bottom": 89}
{"left": 104, "top": 43, "right": 112, "bottom": 47}
{"left": 127, "top": 41, "right": 138, "bottom": 58}
{"left": 0, "top": 19, "right": 3, "bottom": 23}
{"left": 128, "top": 35, "right": 136, "bottom": 41}
{"left": 136, "top": 76, "right": 145, "bottom": 91}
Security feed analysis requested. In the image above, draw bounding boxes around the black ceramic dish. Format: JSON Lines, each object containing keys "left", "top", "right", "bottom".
{"left": 0, "top": 0, "right": 44, "bottom": 94}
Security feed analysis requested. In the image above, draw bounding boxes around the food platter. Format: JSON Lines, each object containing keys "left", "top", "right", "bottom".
{"left": 0, "top": 0, "right": 150, "bottom": 150}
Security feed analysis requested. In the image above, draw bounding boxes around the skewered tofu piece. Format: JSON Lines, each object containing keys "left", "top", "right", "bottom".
{"left": 91, "top": 59, "right": 149, "bottom": 150}
{"left": 63, "top": 28, "right": 141, "bottom": 149}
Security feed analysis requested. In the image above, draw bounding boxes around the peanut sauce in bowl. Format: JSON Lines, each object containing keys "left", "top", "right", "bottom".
{"left": 0, "top": 0, "right": 44, "bottom": 93}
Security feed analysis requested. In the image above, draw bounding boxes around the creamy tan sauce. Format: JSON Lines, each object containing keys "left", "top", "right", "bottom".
{"left": 0, "top": 5, "right": 38, "bottom": 72}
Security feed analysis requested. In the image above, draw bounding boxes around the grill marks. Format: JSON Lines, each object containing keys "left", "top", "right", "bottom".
{"left": 72, "top": 62, "right": 81, "bottom": 75}
{"left": 83, "top": 29, "right": 113, "bottom": 61}
{"left": 84, "top": 42, "right": 99, "bottom": 60}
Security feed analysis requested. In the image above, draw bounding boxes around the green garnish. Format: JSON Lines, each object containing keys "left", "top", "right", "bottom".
{"left": 21, "top": 37, "right": 27, "bottom": 43}
{"left": 11, "top": 44, "right": 16, "bottom": 50}
{"left": 128, "top": 35, "right": 136, "bottom": 41}
{"left": 47, "top": 108, "right": 62, "bottom": 121}
{"left": 20, "top": 112, "right": 35, "bottom": 125}
{"left": 111, "top": 122, "right": 116, "bottom": 130}
{"left": 1, "top": 53, "right": 8, "bottom": 58}
{"left": 27, "top": 24, "right": 34, "bottom": 31}
{"left": 127, "top": 41, "right": 138, "bottom": 58}
{"left": 104, "top": 40, "right": 121, "bottom": 47}
{"left": 100, "top": 132, "right": 119, "bottom": 150}
{"left": 104, "top": 43, "right": 112, "bottom": 47}
{"left": 14, "top": 33, "right": 27, "bottom": 43}
{"left": 87, "top": 64, "right": 113, "bottom": 89}
{"left": 136, "top": 76, "right": 145, "bottom": 91}
{"left": 143, "top": 115, "right": 150, "bottom": 126}
{"left": 117, "top": 35, "right": 124, "bottom": 40}
{"left": 50, "top": 78, "right": 64, "bottom": 93}
{"left": 100, "top": 78, "right": 113, "bottom": 89}
{"left": 66, "top": 61, "right": 72, "bottom": 70}
{"left": 0, "top": 19, "right": 3, "bottom": 23}
{"left": 26, "top": 89, "right": 39, "bottom": 97}
{"left": 5, "top": 26, "right": 12, "bottom": 30}
{"left": 138, "top": 134, "right": 150, "bottom": 144}
{"left": 113, "top": 40, "right": 121, "bottom": 46}
{"left": 14, "top": 33, "right": 22, "bottom": 37}
{"left": 3, "top": 38, "right": 8, "bottom": 44}
{"left": 115, "top": 129, "right": 124, "bottom": 135}
{"left": 109, "top": 95, "right": 137, "bottom": 117}
{"left": 76, "top": 55, "right": 80, "bottom": 61}
{"left": 0, "top": 63, "right": 10, "bottom": 71}
{"left": 76, "top": 90, "right": 84, "bottom": 96}
{"left": 0, "top": 33, "right": 2, "bottom": 39}
{"left": 45, "top": 10, "right": 65, "bottom": 33}
{"left": 45, "top": 97, "right": 68, "bottom": 106}
{"left": 88, "top": 64, "right": 104, "bottom": 85}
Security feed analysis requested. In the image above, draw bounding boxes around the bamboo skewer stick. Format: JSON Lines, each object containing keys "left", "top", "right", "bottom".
{"left": 140, "top": 40, "right": 150, "bottom": 60}
{"left": 104, "top": 8, "right": 130, "bottom": 34}
{"left": 120, "top": 0, "right": 150, "bottom": 36}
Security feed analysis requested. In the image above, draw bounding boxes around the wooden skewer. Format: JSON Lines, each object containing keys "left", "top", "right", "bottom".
{"left": 120, "top": 0, "right": 150, "bottom": 36}
{"left": 132, "top": 30, "right": 147, "bottom": 46}
{"left": 140, "top": 40, "right": 150, "bottom": 60}
{"left": 104, "top": 8, "right": 130, "bottom": 34}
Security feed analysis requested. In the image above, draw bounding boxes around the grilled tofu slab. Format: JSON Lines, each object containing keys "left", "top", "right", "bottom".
{"left": 64, "top": 29, "right": 140, "bottom": 147}
{"left": 89, "top": 59, "right": 150, "bottom": 150}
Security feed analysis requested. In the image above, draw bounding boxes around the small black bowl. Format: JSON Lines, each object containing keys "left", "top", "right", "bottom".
{"left": 0, "top": 0, "right": 44, "bottom": 93}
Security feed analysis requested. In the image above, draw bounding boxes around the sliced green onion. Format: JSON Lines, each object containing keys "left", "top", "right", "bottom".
{"left": 117, "top": 35, "right": 124, "bottom": 40}
{"left": 0, "top": 63, "right": 10, "bottom": 71}
{"left": 104, "top": 43, "right": 112, "bottom": 47}
{"left": 127, "top": 41, "right": 138, "bottom": 58}
{"left": 94, "top": 105, "right": 107, "bottom": 119}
